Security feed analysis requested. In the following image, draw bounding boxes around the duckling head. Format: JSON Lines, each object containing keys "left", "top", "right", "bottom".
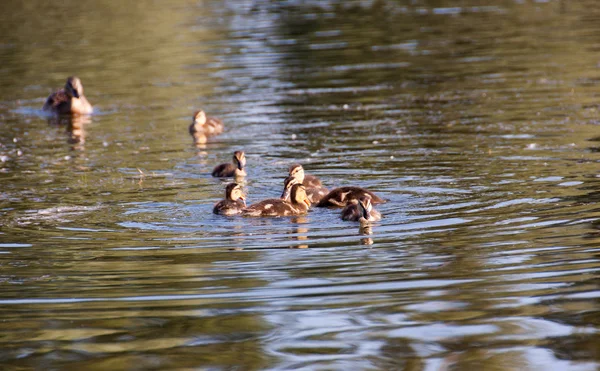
{"left": 193, "top": 110, "right": 206, "bottom": 125}
{"left": 233, "top": 151, "right": 246, "bottom": 171}
{"left": 288, "top": 163, "right": 305, "bottom": 183}
{"left": 357, "top": 196, "right": 373, "bottom": 222}
{"left": 226, "top": 182, "right": 246, "bottom": 206}
{"left": 291, "top": 184, "right": 311, "bottom": 208}
{"left": 65, "top": 76, "right": 84, "bottom": 99}
{"left": 281, "top": 175, "right": 301, "bottom": 200}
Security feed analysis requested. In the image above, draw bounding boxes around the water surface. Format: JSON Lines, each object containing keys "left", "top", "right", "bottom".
{"left": 1, "top": 0, "right": 599, "bottom": 369}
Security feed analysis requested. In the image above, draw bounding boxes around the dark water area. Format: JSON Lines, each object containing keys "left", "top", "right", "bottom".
{"left": 1, "top": 0, "right": 599, "bottom": 369}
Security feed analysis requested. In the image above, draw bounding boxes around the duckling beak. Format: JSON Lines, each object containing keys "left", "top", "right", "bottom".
{"left": 237, "top": 159, "right": 245, "bottom": 171}
{"left": 304, "top": 199, "right": 312, "bottom": 208}
{"left": 239, "top": 195, "right": 246, "bottom": 207}
{"left": 71, "top": 89, "right": 80, "bottom": 99}
{"left": 281, "top": 188, "right": 291, "bottom": 201}
{"left": 362, "top": 208, "right": 371, "bottom": 221}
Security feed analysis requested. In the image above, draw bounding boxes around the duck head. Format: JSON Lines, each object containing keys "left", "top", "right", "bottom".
{"left": 65, "top": 76, "right": 84, "bottom": 99}
{"left": 281, "top": 175, "right": 301, "bottom": 201}
{"left": 226, "top": 182, "right": 246, "bottom": 206}
{"left": 288, "top": 163, "right": 305, "bottom": 183}
{"left": 357, "top": 196, "right": 373, "bottom": 221}
{"left": 233, "top": 151, "right": 246, "bottom": 171}
{"left": 193, "top": 110, "right": 206, "bottom": 125}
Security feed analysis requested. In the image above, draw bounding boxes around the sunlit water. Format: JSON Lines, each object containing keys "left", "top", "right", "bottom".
{"left": 1, "top": 0, "right": 599, "bottom": 369}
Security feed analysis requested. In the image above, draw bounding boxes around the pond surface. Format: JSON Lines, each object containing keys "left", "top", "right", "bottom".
{"left": 1, "top": 0, "right": 600, "bottom": 369}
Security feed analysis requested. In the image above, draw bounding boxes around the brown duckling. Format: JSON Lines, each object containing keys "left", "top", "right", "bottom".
{"left": 289, "top": 163, "right": 328, "bottom": 203}
{"left": 289, "top": 163, "right": 322, "bottom": 187}
{"left": 43, "top": 76, "right": 93, "bottom": 115}
{"left": 280, "top": 176, "right": 301, "bottom": 200}
{"left": 189, "top": 110, "right": 224, "bottom": 143}
{"left": 212, "top": 151, "right": 247, "bottom": 177}
{"left": 243, "top": 183, "right": 311, "bottom": 217}
{"left": 316, "top": 186, "right": 385, "bottom": 207}
{"left": 213, "top": 183, "right": 246, "bottom": 216}
{"left": 280, "top": 175, "right": 326, "bottom": 204}
{"left": 341, "top": 196, "right": 382, "bottom": 222}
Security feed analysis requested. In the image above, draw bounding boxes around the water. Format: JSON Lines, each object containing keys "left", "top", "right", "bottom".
{"left": 1, "top": 0, "right": 599, "bottom": 369}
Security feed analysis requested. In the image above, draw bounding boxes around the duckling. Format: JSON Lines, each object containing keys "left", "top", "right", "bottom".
{"left": 341, "top": 196, "right": 382, "bottom": 222}
{"left": 212, "top": 151, "right": 247, "bottom": 177}
{"left": 280, "top": 176, "right": 301, "bottom": 200}
{"left": 289, "top": 163, "right": 322, "bottom": 187}
{"left": 189, "top": 110, "right": 224, "bottom": 143}
{"left": 213, "top": 183, "right": 246, "bottom": 215}
{"left": 43, "top": 76, "right": 93, "bottom": 115}
{"left": 316, "top": 186, "right": 385, "bottom": 207}
{"left": 243, "top": 183, "right": 311, "bottom": 217}
{"left": 288, "top": 163, "right": 328, "bottom": 203}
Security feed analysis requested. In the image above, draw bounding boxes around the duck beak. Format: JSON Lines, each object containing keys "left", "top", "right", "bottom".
{"left": 362, "top": 208, "right": 370, "bottom": 220}
{"left": 68, "top": 83, "right": 80, "bottom": 98}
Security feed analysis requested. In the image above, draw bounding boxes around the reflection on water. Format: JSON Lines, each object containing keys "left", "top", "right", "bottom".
{"left": 47, "top": 114, "right": 90, "bottom": 151}
{"left": 1, "top": 0, "right": 600, "bottom": 369}
{"left": 359, "top": 223, "right": 374, "bottom": 246}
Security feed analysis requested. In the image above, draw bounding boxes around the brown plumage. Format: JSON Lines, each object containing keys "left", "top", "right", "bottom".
{"left": 189, "top": 110, "right": 224, "bottom": 144}
{"left": 341, "top": 197, "right": 382, "bottom": 222}
{"left": 243, "top": 184, "right": 311, "bottom": 217}
{"left": 213, "top": 183, "right": 246, "bottom": 216}
{"left": 317, "top": 186, "right": 385, "bottom": 207}
{"left": 43, "top": 76, "right": 93, "bottom": 115}
{"left": 289, "top": 163, "right": 322, "bottom": 187}
{"left": 212, "top": 151, "right": 247, "bottom": 177}
{"left": 288, "top": 163, "right": 328, "bottom": 203}
{"left": 281, "top": 175, "right": 327, "bottom": 204}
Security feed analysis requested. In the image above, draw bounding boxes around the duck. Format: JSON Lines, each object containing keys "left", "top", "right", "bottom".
{"left": 289, "top": 163, "right": 322, "bottom": 187}
{"left": 288, "top": 163, "right": 328, "bottom": 203}
{"left": 341, "top": 196, "right": 382, "bottom": 222}
{"left": 316, "top": 186, "right": 385, "bottom": 207}
{"left": 243, "top": 183, "right": 311, "bottom": 217}
{"left": 43, "top": 76, "right": 93, "bottom": 115}
{"left": 280, "top": 176, "right": 301, "bottom": 200}
{"left": 189, "top": 110, "right": 224, "bottom": 144}
{"left": 212, "top": 151, "right": 247, "bottom": 177}
{"left": 213, "top": 183, "right": 246, "bottom": 215}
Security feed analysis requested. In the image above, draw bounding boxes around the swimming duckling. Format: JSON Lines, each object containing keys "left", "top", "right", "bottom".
{"left": 289, "top": 163, "right": 322, "bottom": 187}
{"left": 280, "top": 175, "right": 326, "bottom": 204}
{"left": 43, "top": 76, "right": 93, "bottom": 115}
{"left": 341, "top": 196, "right": 382, "bottom": 222}
{"left": 280, "top": 176, "right": 301, "bottom": 200}
{"left": 243, "top": 183, "right": 311, "bottom": 217}
{"left": 316, "top": 186, "right": 385, "bottom": 207}
{"left": 213, "top": 183, "right": 246, "bottom": 215}
{"left": 189, "top": 110, "right": 224, "bottom": 143}
{"left": 288, "top": 163, "right": 328, "bottom": 203}
{"left": 212, "top": 151, "right": 247, "bottom": 177}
